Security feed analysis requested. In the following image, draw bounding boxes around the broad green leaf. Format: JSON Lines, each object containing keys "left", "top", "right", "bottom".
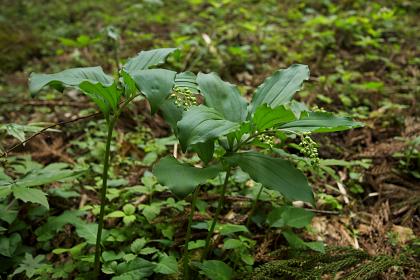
{"left": 267, "top": 206, "right": 314, "bottom": 228}
{"left": 177, "top": 105, "right": 240, "bottom": 151}
{"left": 153, "top": 156, "right": 222, "bottom": 197}
{"left": 192, "top": 140, "right": 215, "bottom": 164}
{"left": 188, "top": 240, "right": 206, "bottom": 250}
{"left": 29, "top": 66, "right": 114, "bottom": 94}
{"left": 52, "top": 242, "right": 86, "bottom": 256}
{"left": 102, "top": 251, "right": 125, "bottom": 262}
{"left": 12, "top": 253, "right": 45, "bottom": 278}
{"left": 0, "top": 167, "right": 12, "bottom": 183}
{"left": 79, "top": 81, "right": 120, "bottom": 117}
{"left": 35, "top": 210, "right": 85, "bottom": 241}
{"left": 252, "top": 104, "right": 296, "bottom": 131}
{"left": 154, "top": 255, "right": 178, "bottom": 275}
{"left": 29, "top": 67, "right": 119, "bottom": 119}
{"left": 0, "top": 123, "right": 60, "bottom": 143}
{"left": 305, "top": 241, "right": 325, "bottom": 252}
{"left": 160, "top": 99, "right": 184, "bottom": 133}
{"left": 106, "top": 210, "right": 126, "bottom": 218}
{"left": 226, "top": 152, "right": 314, "bottom": 204}
{"left": 218, "top": 224, "right": 249, "bottom": 236}
{"left": 131, "top": 238, "right": 147, "bottom": 254}
{"left": 198, "top": 260, "right": 233, "bottom": 280}
{"left": 4, "top": 124, "right": 35, "bottom": 142}
{"left": 15, "top": 165, "right": 82, "bottom": 188}
{"left": 123, "top": 48, "right": 177, "bottom": 74}
{"left": 120, "top": 70, "right": 137, "bottom": 98}
{"left": 0, "top": 233, "right": 21, "bottom": 257}
{"left": 289, "top": 100, "right": 310, "bottom": 118}
{"left": 250, "top": 64, "right": 309, "bottom": 113}
{"left": 114, "top": 257, "right": 156, "bottom": 279}
{"left": 282, "top": 231, "right": 325, "bottom": 253}
{"left": 123, "top": 204, "right": 136, "bottom": 215}
{"left": 12, "top": 186, "right": 49, "bottom": 209}
{"left": 175, "top": 71, "right": 199, "bottom": 93}
{"left": 131, "top": 69, "right": 176, "bottom": 113}
{"left": 197, "top": 72, "right": 247, "bottom": 122}
{"left": 282, "top": 230, "right": 307, "bottom": 249}
{"left": 139, "top": 247, "right": 159, "bottom": 255}
{"left": 139, "top": 203, "right": 161, "bottom": 222}
{"left": 279, "top": 111, "right": 363, "bottom": 133}
{"left": 0, "top": 185, "right": 12, "bottom": 199}
{"left": 76, "top": 223, "right": 107, "bottom": 245}
{"left": 0, "top": 204, "right": 18, "bottom": 224}
{"left": 223, "top": 239, "right": 243, "bottom": 250}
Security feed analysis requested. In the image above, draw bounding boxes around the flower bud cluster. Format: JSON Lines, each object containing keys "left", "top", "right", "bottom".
{"left": 299, "top": 134, "right": 319, "bottom": 166}
{"left": 311, "top": 105, "right": 327, "bottom": 112}
{"left": 258, "top": 133, "right": 275, "bottom": 148}
{"left": 170, "top": 87, "right": 197, "bottom": 109}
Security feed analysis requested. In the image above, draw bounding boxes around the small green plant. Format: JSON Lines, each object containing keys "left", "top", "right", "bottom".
{"left": 28, "top": 47, "right": 183, "bottom": 277}
{"left": 153, "top": 64, "right": 363, "bottom": 278}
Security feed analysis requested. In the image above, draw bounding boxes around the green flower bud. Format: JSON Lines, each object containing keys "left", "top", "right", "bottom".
{"left": 170, "top": 87, "right": 197, "bottom": 109}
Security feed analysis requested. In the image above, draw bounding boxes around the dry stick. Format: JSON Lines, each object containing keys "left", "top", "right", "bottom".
{"left": 21, "top": 100, "right": 91, "bottom": 108}
{"left": 0, "top": 112, "right": 101, "bottom": 158}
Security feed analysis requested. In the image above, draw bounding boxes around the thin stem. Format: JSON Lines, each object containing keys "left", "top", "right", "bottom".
{"left": 183, "top": 186, "right": 200, "bottom": 280}
{"left": 93, "top": 118, "right": 116, "bottom": 278}
{"left": 113, "top": 42, "right": 120, "bottom": 71}
{"left": 246, "top": 185, "right": 264, "bottom": 228}
{"left": 201, "top": 168, "right": 232, "bottom": 261}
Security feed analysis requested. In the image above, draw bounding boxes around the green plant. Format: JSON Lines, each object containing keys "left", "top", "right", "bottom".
{"left": 28, "top": 47, "right": 182, "bottom": 277}
{"left": 153, "top": 64, "right": 362, "bottom": 278}
{"left": 0, "top": 160, "right": 82, "bottom": 209}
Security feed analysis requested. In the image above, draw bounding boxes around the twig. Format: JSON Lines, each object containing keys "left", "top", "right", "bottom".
{"left": 307, "top": 209, "right": 340, "bottom": 215}
{"left": 21, "top": 100, "right": 91, "bottom": 108}
{"left": 0, "top": 112, "right": 101, "bottom": 158}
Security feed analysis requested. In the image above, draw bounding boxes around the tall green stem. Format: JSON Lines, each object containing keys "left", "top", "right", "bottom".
{"left": 201, "top": 168, "right": 231, "bottom": 261}
{"left": 93, "top": 118, "right": 116, "bottom": 278}
{"left": 183, "top": 186, "right": 200, "bottom": 280}
{"left": 246, "top": 185, "right": 264, "bottom": 228}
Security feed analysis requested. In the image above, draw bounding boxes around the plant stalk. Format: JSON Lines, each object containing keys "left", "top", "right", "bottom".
{"left": 201, "top": 168, "right": 231, "bottom": 261}
{"left": 93, "top": 118, "right": 116, "bottom": 278}
{"left": 183, "top": 186, "right": 200, "bottom": 280}
{"left": 246, "top": 185, "right": 264, "bottom": 228}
